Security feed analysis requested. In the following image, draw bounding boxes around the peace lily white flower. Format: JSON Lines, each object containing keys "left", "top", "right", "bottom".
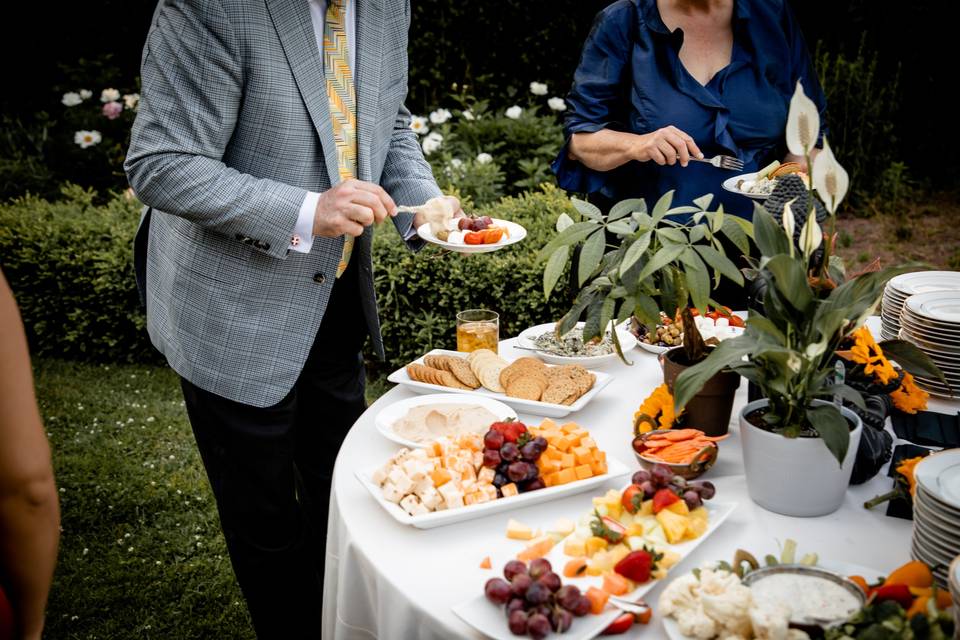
{"left": 61, "top": 92, "right": 82, "bottom": 107}
{"left": 79, "top": 89, "right": 92, "bottom": 100}
{"left": 547, "top": 97, "right": 567, "bottom": 111}
{"left": 799, "top": 207, "right": 823, "bottom": 260}
{"left": 505, "top": 105, "right": 523, "bottom": 120}
{"left": 409, "top": 116, "right": 429, "bottom": 135}
{"left": 785, "top": 80, "right": 820, "bottom": 157}
{"left": 123, "top": 93, "right": 140, "bottom": 111}
{"left": 429, "top": 108, "right": 451, "bottom": 125}
{"left": 812, "top": 138, "right": 849, "bottom": 215}
{"left": 786, "top": 352, "right": 802, "bottom": 374}
{"left": 100, "top": 88, "right": 121, "bottom": 103}
{"left": 461, "top": 109, "right": 475, "bottom": 121}
{"left": 781, "top": 197, "right": 797, "bottom": 256}
{"left": 529, "top": 81, "right": 548, "bottom": 96}
{"left": 74, "top": 130, "right": 102, "bottom": 149}
{"left": 805, "top": 339, "right": 828, "bottom": 359}
{"left": 421, "top": 132, "right": 443, "bottom": 155}
{"left": 476, "top": 152, "right": 493, "bottom": 165}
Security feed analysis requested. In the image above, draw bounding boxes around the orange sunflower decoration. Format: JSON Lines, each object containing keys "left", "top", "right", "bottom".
{"left": 633, "top": 384, "right": 677, "bottom": 433}
{"left": 836, "top": 326, "right": 898, "bottom": 385}
{"left": 890, "top": 372, "right": 930, "bottom": 414}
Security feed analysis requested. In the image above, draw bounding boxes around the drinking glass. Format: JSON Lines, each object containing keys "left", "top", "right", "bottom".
{"left": 456, "top": 309, "right": 499, "bottom": 353}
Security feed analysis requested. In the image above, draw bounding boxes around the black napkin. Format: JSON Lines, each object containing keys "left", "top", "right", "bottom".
{"left": 883, "top": 444, "right": 934, "bottom": 520}
{"left": 891, "top": 409, "right": 960, "bottom": 448}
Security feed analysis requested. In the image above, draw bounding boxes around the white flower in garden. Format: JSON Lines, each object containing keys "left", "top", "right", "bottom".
{"left": 781, "top": 197, "right": 797, "bottom": 257}
{"left": 529, "top": 81, "right": 548, "bottom": 96}
{"left": 785, "top": 80, "right": 820, "bottom": 157}
{"left": 74, "top": 130, "right": 102, "bottom": 149}
{"left": 462, "top": 109, "right": 475, "bottom": 121}
{"left": 799, "top": 207, "right": 823, "bottom": 260}
{"left": 812, "top": 138, "right": 849, "bottom": 215}
{"left": 79, "top": 89, "right": 92, "bottom": 100}
{"left": 547, "top": 97, "right": 567, "bottom": 111}
{"left": 62, "top": 92, "right": 82, "bottom": 107}
{"left": 505, "top": 105, "right": 523, "bottom": 120}
{"left": 429, "top": 108, "right": 452, "bottom": 124}
{"left": 421, "top": 132, "right": 443, "bottom": 155}
{"left": 449, "top": 158, "right": 464, "bottom": 170}
{"left": 100, "top": 88, "right": 121, "bottom": 103}
{"left": 476, "top": 152, "right": 493, "bottom": 165}
{"left": 123, "top": 92, "right": 140, "bottom": 111}
{"left": 786, "top": 352, "right": 802, "bottom": 374}
{"left": 409, "top": 116, "right": 429, "bottom": 136}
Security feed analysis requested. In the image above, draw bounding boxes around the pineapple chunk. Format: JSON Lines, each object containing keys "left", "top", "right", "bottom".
{"left": 655, "top": 509, "right": 689, "bottom": 544}
{"left": 563, "top": 537, "right": 587, "bottom": 557}
{"left": 609, "top": 544, "right": 630, "bottom": 565}
{"left": 665, "top": 500, "right": 690, "bottom": 516}
{"left": 638, "top": 499, "right": 654, "bottom": 516}
{"left": 552, "top": 518, "right": 576, "bottom": 537}
{"left": 685, "top": 515, "right": 708, "bottom": 540}
{"left": 585, "top": 536, "right": 608, "bottom": 557}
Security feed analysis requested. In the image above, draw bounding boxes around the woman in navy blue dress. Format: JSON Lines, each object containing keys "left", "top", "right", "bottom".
{"left": 553, "top": 0, "right": 827, "bottom": 221}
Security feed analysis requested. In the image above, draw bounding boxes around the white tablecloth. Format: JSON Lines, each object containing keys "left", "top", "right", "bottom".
{"left": 322, "top": 318, "right": 958, "bottom": 639}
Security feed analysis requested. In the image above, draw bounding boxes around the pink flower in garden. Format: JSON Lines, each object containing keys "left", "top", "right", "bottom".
{"left": 102, "top": 101, "right": 123, "bottom": 120}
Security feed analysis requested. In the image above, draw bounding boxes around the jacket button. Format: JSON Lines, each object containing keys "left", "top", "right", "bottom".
{"left": 313, "top": 272, "right": 326, "bottom": 284}
{"left": 235, "top": 233, "right": 244, "bottom": 241}
{"left": 261, "top": 242, "right": 270, "bottom": 251}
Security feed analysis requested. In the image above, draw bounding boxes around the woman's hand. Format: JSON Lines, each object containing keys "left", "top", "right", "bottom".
{"left": 633, "top": 126, "right": 703, "bottom": 166}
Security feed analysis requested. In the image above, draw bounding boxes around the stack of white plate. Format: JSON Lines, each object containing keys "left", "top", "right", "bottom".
{"left": 950, "top": 554, "right": 960, "bottom": 631}
{"left": 911, "top": 450, "right": 960, "bottom": 587}
{"left": 881, "top": 271, "right": 960, "bottom": 342}
{"left": 898, "top": 290, "right": 960, "bottom": 398}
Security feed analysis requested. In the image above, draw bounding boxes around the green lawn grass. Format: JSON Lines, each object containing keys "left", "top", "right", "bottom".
{"left": 36, "top": 358, "right": 390, "bottom": 639}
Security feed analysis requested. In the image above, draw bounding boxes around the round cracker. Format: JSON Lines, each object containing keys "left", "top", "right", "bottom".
{"left": 506, "top": 376, "right": 544, "bottom": 401}
{"left": 446, "top": 357, "right": 481, "bottom": 388}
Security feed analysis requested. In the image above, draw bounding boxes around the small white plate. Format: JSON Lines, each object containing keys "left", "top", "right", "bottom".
{"left": 722, "top": 171, "right": 769, "bottom": 200}
{"left": 516, "top": 321, "right": 637, "bottom": 367}
{"left": 356, "top": 455, "right": 631, "bottom": 529}
{"left": 374, "top": 393, "right": 517, "bottom": 449}
{"left": 638, "top": 340, "right": 672, "bottom": 355}
{"left": 914, "top": 449, "right": 960, "bottom": 510}
{"left": 453, "top": 500, "right": 736, "bottom": 640}
{"left": 387, "top": 349, "right": 614, "bottom": 418}
{"left": 417, "top": 218, "right": 527, "bottom": 254}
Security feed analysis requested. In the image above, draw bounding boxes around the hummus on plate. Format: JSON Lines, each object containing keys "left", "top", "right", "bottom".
{"left": 391, "top": 404, "right": 498, "bottom": 443}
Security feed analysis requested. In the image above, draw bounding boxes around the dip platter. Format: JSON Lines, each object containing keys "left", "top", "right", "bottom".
{"left": 374, "top": 393, "right": 517, "bottom": 449}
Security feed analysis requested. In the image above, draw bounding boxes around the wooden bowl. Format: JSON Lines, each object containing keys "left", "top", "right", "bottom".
{"left": 631, "top": 429, "right": 718, "bottom": 480}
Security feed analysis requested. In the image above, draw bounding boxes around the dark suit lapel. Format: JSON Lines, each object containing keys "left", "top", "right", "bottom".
{"left": 355, "top": 0, "right": 383, "bottom": 182}
{"left": 265, "top": 0, "right": 341, "bottom": 185}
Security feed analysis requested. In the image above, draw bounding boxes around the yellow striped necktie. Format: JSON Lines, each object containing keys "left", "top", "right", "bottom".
{"left": 324, "top": 0, "right": 356, "bottom": 278}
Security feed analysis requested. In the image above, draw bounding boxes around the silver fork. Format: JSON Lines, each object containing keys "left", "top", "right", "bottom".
{"left": 686, "top": 154, "right": 744, "bottom": 171}
{"left": 606, "top": 594, "right": 651, "bottom": 616}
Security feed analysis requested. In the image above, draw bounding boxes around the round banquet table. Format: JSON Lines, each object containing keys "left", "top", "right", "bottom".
{"left": 322, "top": 318, "right": 959, "bottom": 640}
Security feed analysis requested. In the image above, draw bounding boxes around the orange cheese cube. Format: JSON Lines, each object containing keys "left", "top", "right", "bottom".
{"left": 573, "top": 447, "right": 592, "bottom": 465}
{"left": 557, "top": 468, "right": 577, "bottom": 485}
{"left": 595, "top": 450, "right": 607, "bottom": 463}
{"left": 544, "top": 472, "right": 561, "bottom": 487}
{"left": 464, "top": 492, "right": 481, "bottom": 506}
{"left": 501, "top": 482, "right": 519, "bottom": 497}
{"left": 430, "top": 469, "right": 451, "bottom": 486}
{"left": 574, "top": 464, "right": 593, "bottom": 480}
{"left": 538, "top": 418, "right": 558, "bottom": 431}
{"left": 560, "top": 453, "right": 576, "bottom": 469}
{"left": 545, "top": 446, "right": 562, "bottom": 461}
{"left": 539, "top": 460, "right": 560, "bottom": 475}
{"left": 555, "top": 436, "right": 573, "bottom": 452}
{"left": 561, "top": 422, "right": 579, "bottom": 433}
{"left": 590, "top": 460, "right": 608, "bottom": 475}
{"left": 580, "top": 437, "right": 596, "bottom": 450}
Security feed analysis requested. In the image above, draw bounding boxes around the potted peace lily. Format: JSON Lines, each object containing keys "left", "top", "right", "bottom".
{"left": 673, "top": 81, "right": 940, "bottom": 516}
{"left": 539, "top": 191, "right": 753, "bottom": 435}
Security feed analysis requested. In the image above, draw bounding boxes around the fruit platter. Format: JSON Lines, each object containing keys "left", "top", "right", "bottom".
{"left": 387, "top": 349, "right": 613, "bottom": 418}
{"left": 356, "top": 418, "right": 630, "bottom": 528}
{"left": 452, "top": 465, "right": 736, "bottom": 639}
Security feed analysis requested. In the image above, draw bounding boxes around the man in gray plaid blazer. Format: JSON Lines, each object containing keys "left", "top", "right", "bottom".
{"left": 125, "top": 0, "right": 457, "bottom": 636}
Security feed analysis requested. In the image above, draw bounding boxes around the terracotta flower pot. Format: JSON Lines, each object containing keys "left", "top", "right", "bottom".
{"left": 662, "top": 347, "right": 741, "bottom": 437}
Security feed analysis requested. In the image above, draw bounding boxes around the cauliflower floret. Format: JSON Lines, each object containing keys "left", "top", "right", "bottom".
{"left": 659, "top": 573, "right": 718, "bottom": 639}
{"left": 678, "top": 606, "right": 720, "bottom": 640}
{"left": 749, "top": 592, "right": 792, "bottom": 640}
{"left": 700, "top": 569, "right": 753, "bottom": 638}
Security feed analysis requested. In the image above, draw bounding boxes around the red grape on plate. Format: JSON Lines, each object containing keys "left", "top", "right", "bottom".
{"left": 484, "top": 578, "right": 511, "bottom": 604}
{"left": 507, "top": 609, "right": 528, "bottom": 635}
{"left": 503, "top": 559, "right": 527, "bottom": 581}
{"left": 527, "top": 613, "right": 551, "bottom": 640}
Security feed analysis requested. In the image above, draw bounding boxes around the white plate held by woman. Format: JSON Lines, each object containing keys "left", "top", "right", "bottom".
{"left": 374, "top": 393, "right": 517, "bottom": 449}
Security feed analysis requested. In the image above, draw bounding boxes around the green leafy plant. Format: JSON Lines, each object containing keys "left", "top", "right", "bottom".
{"left": 539, "top": 191, "right": 753, "bottom": 362}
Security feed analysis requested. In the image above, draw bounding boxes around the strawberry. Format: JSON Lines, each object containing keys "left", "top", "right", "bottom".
{"left": 490, "top": 419, "right": 518, "bottom": 434}
{"left": 614, "top": 547, "right": 662, "bottom": 584}
{"left": 621, "top": 484, "right": 644, "bottom": 514}
{"left": 590, "top": 510, "right": 625, "bottom": 544}
{"left": 652, "top": 488, "right": 680, "bottom": 514}
{"left": 502, "top": 421, "right": 527, "bottom": 443}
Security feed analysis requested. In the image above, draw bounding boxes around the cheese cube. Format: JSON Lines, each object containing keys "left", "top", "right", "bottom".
{"left": 460, "top": 465, "right": 477, "bottom": 483}
{"left": 408, "top": 448, "right": 428, "bottom": 460}
{"left": 506, "top": 518, "right": 535, "bottom": 540}
{"left": 444, "top": 493, "right": 465, "bottom": 509}
{"left": 419, "top": 486, "right": 441, "bottom": 510}
{"left": 564, "top": 537, "right": 587, "bottom": 557}
{"left": 573, "top": 447, "right": 592, "bottom": 465}
{"left": 580, "top": 437, "right": 596, "bottom": 450}
{"left": 472, "top": 451, "right": 484, "bottom": 469}
{"left": 430, "top": 468, "right": 452, "bottom": 487}
{"left": 501, "top": 483, "right": 519, "bottom": 498}
{"left": 479, "top": 484, "right": 498, "bottom": 502}
{"left": 438, "top": 481, "right": 463, "bottom": 503}
{"left": 371, "top": 466, "right": 389, "bottom": 486}
{"left": 560, "top": 453, "right": 575, "bottom": 469}
{"left": 388, "top": 468, "right": 413, "bottom": 495}
{"left": 464, "top": 492, "right": 481, "bottom": 506}
{"left": 557, "top": 468, "right": 577, "bottom": 485}
{"left": 474, "top": 490, "right": 493, "bottom": 504}
{"left": 443, "top": 456, "right": 459, "bottom": 470}
{"left": 461, "top": 478, "right": 476, "bottom": 494}
{"left": 561, "top": 422, "right": 579, "bottom": 433}
{"left": 413, "top": 476, "right": 433, "bottom": 495}
{"left": 400, "top": 494, "right": 423, "bottom": 515}
{"left": 574, "top": 464, "right": 593, "bottom": 480}
{"left": 477, "top": 467, "right": 496, "bottom": 485}
{"left": 544, "top": 472, "right": 561, "bottom": 487}
{"left": 402, "top": 459, "right": 426, "bottom": 481}
{"left": 538, "top": 418, "right": 558, "bottom": 430}
{"left": 381, "top": 481, "right": 403, "bottom": 504}
{"left": 556, "top": 436, "right": 574, "bottom": 452}
{"left": 427, "top": 442, "right": 443, "bottom": 457}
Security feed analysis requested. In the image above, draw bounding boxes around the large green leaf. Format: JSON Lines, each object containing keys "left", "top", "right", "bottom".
{"left": 710, "top": 208, "right": 725, "bottom": 233}
{"left": 657, "top": 227, "right": 687, "bottom": 245}
{"left": 680, "top": 248, "right": 710, "bottom": 311}
{"left": 606, "top": 220, "right": 635, "bottom": 236}
{"left": 806, "top": 404, "right": 850, "bottom": 466}
{"left": 651, "top": 191, "right": 675, "bottom": 223}
{"left": 619, "top": 231, "right": 652, "bottom": 278}
{"left": 537, "top": 221, "right": 600, "bottom": 261}
{"left": 582, "top": 295, "right": 606, "bottom": 342}
{"left": 556, "top": 212, "right": 574, "bottom": 232}
{"left": 693, "top": 194, "right": 714, "bottom": 210}
{"left": 879, "top": 339, "right": 947, "bottom": 383}
{"left": 543, "top": 245, "right": 569, "bottom": 299}
{"left": 572, "top": 197, "right": 603, "bottom": 221}
{"left": 665, "top": 206, "right": 700, "bottom": 216}
{"left": 557, "top": 287, "right": 598, "bottom": 336}
{"left": 745, "top": 313, "right": 786, "bottom": 344}
{"left": 764, "top": 254, "right": 813, "bottom": 312}
{"left": 634, "top": 293, "right": 661, "bottom": 328}
{"left": 673, "top": 337, "right": 753, "bottom": 411}
{"left": 609, "top": 198, "right": 646, "bottom": 221}
{"left": 577, "top": 230, "right": 606, "bottom": 286}
{"left": 595, "top": 295, "right": 617, "bottom": 342}
{"left": 753, "top": 205, "right": 791, "bottom": 257}
{"left": 695, "top": 244, "right": 743, "bottom": 285}
{"left": 720, "top": 217, "right": 750, "bottom": 256}
{"left": 636, "top": 243, "right": 686, "bottom": 283}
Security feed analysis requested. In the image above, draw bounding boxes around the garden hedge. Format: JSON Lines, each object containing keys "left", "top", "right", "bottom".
{"left": 0, "top": 184, "right": 577, "bottom": 370}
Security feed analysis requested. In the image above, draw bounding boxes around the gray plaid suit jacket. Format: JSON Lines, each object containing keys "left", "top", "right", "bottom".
{"left": 125, "top": 0, "right": 441, "bottom": 408}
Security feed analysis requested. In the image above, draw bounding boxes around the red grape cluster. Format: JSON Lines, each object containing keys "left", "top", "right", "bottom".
{"left": 631, "top": 465, "right": 716, "bottom": 510}
{"left": 483, "top": 422, "right": 549, "bottom": 496}
{"left": 484, "top": 559, "right": 590, "bottom": 638}
{"left": 458, "top": 215, "right": 494, "bottom": 232}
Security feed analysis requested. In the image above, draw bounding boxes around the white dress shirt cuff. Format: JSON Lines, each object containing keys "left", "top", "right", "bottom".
{"left": 290, "top": 192, "right": 320, "bottom": 253}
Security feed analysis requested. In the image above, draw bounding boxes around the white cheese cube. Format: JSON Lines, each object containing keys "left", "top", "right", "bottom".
{"left": 371, "top": 467, "right": 388, "bottom": 486}
{"left": 408, "top": 448, "right": 428, "bottom": 460}
{"left": 447, "top": 231, "right": 464, "bottom": 244}
{"left": 477, "top": 467, "right": 496, "bottom": 485}
{"left": 479, "top": 484, "right": 498, "bottom": 502}
{"left": 400, "top": 494, "right": 424, "bottom": 516}
{"left": 444, "top": 492, "right": 465, "bottom": 509}
{"left": 472, "top": 451, "right": 484, "bottom": 469}
{"left": 388, "top": 468, "right": 413, "bottom": 495}
{"left": 419, "top": 486, "right": 441, "bottom": 510}
{"left": 381, "top": 481, "right": 403, "bottom": 504}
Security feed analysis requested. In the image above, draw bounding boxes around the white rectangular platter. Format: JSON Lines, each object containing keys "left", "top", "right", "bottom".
{"left": 451, "top": 501, "right": 737, "bottom": 640}
{"left": 356, "top": 455, "right": 631, "bottom": 530}
{"left": 386, "top": 349, "right": 614, "bottom": 418}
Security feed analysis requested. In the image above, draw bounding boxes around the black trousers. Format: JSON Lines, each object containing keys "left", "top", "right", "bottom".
{"left": 180, "top": 261, "right": 367, "bottom": 639}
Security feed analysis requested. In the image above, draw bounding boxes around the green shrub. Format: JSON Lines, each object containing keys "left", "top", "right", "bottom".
{"left": 1, "top": 184, "right": 578, "bottom": 369}
{"left": 0, "top": 184, "right": 153, "bottom": 362}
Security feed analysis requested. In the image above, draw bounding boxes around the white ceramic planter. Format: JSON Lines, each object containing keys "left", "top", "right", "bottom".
{"left": 740, "top": 399, "right": 863, "bottom": 517}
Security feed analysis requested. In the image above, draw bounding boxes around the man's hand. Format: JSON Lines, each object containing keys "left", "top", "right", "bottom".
{"left": 412, "top": 195, "right": 464, "bottom": 230}
{"left": 313, "top": 179, "right": 398, "bottom": 238}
